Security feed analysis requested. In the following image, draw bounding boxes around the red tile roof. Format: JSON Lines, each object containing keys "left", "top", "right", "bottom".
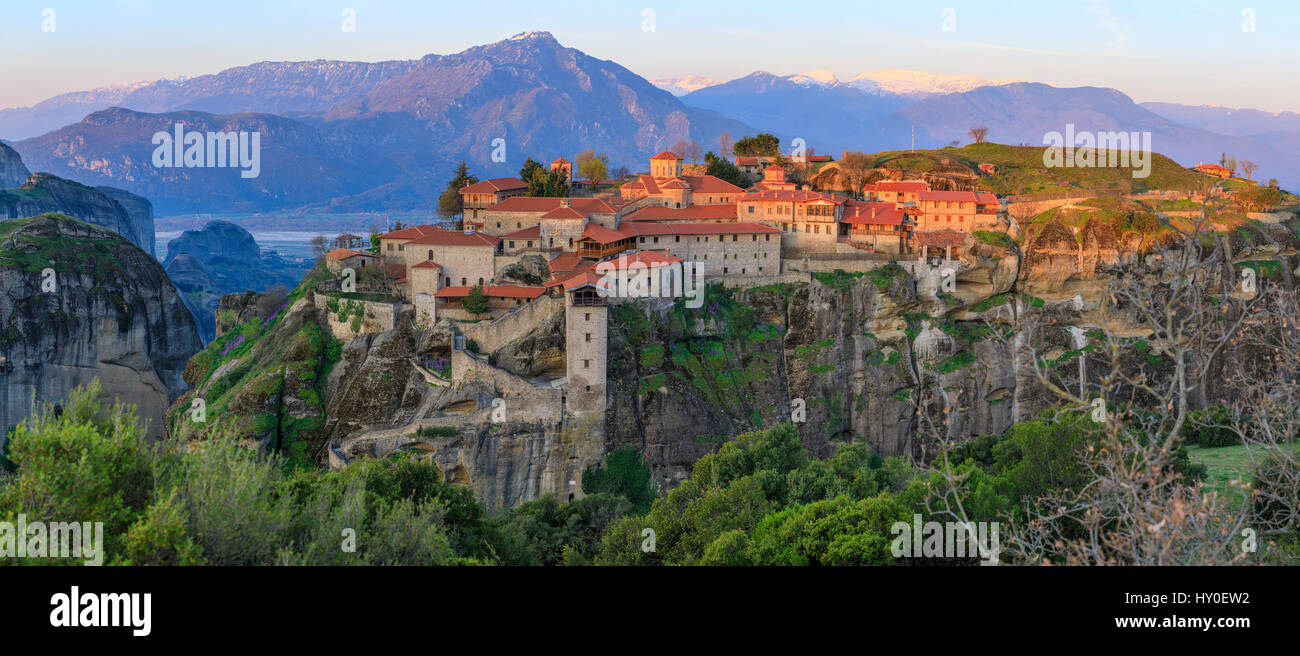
{"left": 618, "top": 221, "right": 781, "bottom": 236}
{"left": 651, "top": 151, "right": 683, "bottom": 160}
{"left": 738, "top": 189, "right": 849, "bottom": 204}
{"left": 411, "top": 260, "right": 441, "bottom": 269}
{"left": 487, "top": 197, "right": 617, "bottom": 214}
{"left": 581, "top": 223, "right": 631, "bottom": 244}
{"left": 460, "top": 177, "right": 527, "bottom": 194}
{"left": 594, "top": 250, "right": 684, "bottom": 269}
{"left": 501, "top": 226, "right": 541, "bottom": 239}
{"left": 561, "top": 271, "right": 605, "bottom": 292}
{"left": 405, "top": 228, "right": 500, "bottom": 247}
{"left": 434, "top": 285, "right": 546, "bottom": 299}
{"left": 539, "top": 206, "right": 588, "bottom": 220}
{"left": 623, "top": 204, "right": 738, "bottom": 221}
{"left": 842, "top": 201, "right": 906, "bottom": 226}
{"left": 915, "top": 230, "right": 968, "bottom": 247}
{"left": 621, "top": 174, "right": 742, "bottom": 196}
{"left": 660, "top": 178, "right": 691, "bottom": 190}
{"left": 919, "top": 190, "right": 982, "bottom": 202}
{"left": 548, "top": 252, "right": 582, "bottom": 275}
{"left": 764, "top": 165, "right": 784, "bottom": 172}
{"left": 325, "top": 248, "right": 376, "bottom": 260}
{"left": 869, "top": 181, "right": 928, "bottom": 193}
{"left": 378, "top": 225, "right": 442, "bottom": 240}
{"left": 736, "top": 156, "right": 759, "bottom": 166}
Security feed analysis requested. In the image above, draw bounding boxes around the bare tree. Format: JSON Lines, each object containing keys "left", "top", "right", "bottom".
{"left": 1240, "top": 160, "right": 1258, "bottom": 181}
{"left": 670, "top": 139, "right": 690, "bottom": 159}
{"left": 310, "top": 235, "right": 329, "bottom": 264}
{"left": 837, "top": 151, "right": 874, "bottom": 200}
{"left": 718, "top": 131, "right": 734, "bottom": 159}
{"left": 968, "top": 126, "right": 989, "bottom": 144}
{"left": 686, "top": 140, "right": 703, "bottom": 165}
{"left": 919, "top": 208, "right": 1298, "bottom": 564}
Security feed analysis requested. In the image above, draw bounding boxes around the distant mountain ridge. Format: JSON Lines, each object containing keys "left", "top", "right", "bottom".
{"left": 11, "top": 32, "right": 753, "bottom": 213}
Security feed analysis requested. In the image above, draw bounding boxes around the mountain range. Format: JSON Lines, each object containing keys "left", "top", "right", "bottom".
{"left": 2, "top": 31, "right": 1297, "bottom": 214}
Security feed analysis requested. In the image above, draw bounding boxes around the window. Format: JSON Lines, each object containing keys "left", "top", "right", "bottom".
{"left": 653, "top": 237, "right": 659, "bottom": 244}
{"left": 675, "top": 235, "right": 680, "bottom": 243}
{"left": 386, "top": 244, "right": 393, "bottom": 251}
{"left": 732, "top": 235, "right": 738, "bottom": 241}
{"left": 478, "top": 278, "right": 484, "bottom": 286}
{"left": 428, "top": 250, "right": 434, "bottom": 259}
{"left": 583, "top": 359, "right": 590, "bottom": 369}
{"left": 584, "top": 312, "right": 590, "bottom": 321}
{"left": 398, "top": 244, "right": 404, "bottom": 251}
{"left": 517, "top": 222, "right": 522, "bottom": 228}
{"left": 765, "top": 235, "right": 771, "bottom": 241}
{"left": 445, "top": 277, "right": 451, "bottom": 286}
{"left": 640, "top": 237, "right": 646, "bottom": 244}
{"left": 723, "top": 267, "right": 728, "bottom": 274}
{"left": 747, "top": 205, "right": 754, "bottom": 214}
{"left": 509, "top": 241, "right": 515, "bottom": 249}
{"left": 585, "top": 333, "right": 591, "bottom": 342}
{"left": 461, "top": 277, "right": 467, "bottom": 285}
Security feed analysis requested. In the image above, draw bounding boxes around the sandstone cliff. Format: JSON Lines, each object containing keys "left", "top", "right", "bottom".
{"left": 0, "top": 213, "right": 201, "bottom": 446}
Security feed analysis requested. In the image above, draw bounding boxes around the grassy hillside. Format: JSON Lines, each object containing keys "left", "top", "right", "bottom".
{"left": 167, "top": 265, "right": 337, "bottom": 464}
{"left": 866, "top": 142, "right": 1213, "bottom": 195}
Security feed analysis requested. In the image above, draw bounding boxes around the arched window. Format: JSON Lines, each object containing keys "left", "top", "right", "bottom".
{"left": 478, "top": 278, "right": 484, "bottom": 286}
{"left": 428, "top": 250, "right": 433, "bottom": 260}
{"left": 445, "top": 277, "right": 450, "bottom": 287}
{"left": 461, "top": 277, "right": 467, "bottom": 286}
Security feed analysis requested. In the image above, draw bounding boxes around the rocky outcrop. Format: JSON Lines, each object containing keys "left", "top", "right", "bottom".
{"left": 0, "top": 142, "right": 31, "bottom": 188}
{"left": 0, "top": 172, "right": 155, "bottom": 253}
{"left": 163, "top": 220, "right": 308, "bottom": 342}
{"left": 0, "top": 213, "right": 201, "bottom": 445}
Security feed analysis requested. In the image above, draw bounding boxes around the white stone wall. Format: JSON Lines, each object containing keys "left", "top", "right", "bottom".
{"left": 630, "top": 231, "right": 782, "bottom": 277}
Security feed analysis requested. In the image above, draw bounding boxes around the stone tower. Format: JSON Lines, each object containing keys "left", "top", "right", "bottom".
{"left": 649, "top": 151, "right": 683, "bottom": 178}
{"left": 563, "top": 277, "right": 607, "bottom": 416}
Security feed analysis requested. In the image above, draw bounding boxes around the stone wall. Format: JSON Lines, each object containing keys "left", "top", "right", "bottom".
{"left": 312, "top": 292, "right": 400, "bottom": 340}
{"left": 461, "top": 294, "right": 563, "bottom": 354}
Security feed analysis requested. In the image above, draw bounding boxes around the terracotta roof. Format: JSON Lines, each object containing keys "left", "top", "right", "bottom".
{"left": 681, "top": 175, "right": 743, "bottom": 194}
{"left": 618, "top": 221, "right": 781, "bottom": 236}
{"left": 975, "top": 192, "right": 999, "bottom": 204}
{"left": 325, "top": 248, "right": 376, "bottom": 260}
{"left": 539, "top": 206, "right": 588, "bottom": 220}
{"left": 764, "top": 165, "right": 784, "bottom": 172}
{"left": 561, "top": 271, "right": 607, "bottom": 292}
{"left": 660, "top": 178, "right": 691, "bottom": 190}
{"left": 434, "top": 285, "right": 546, "bottom": 299}
{"left": 460, "top": 177, "right": 527, "bottom": 194}
{"left": 581, "top": 223, "right": 631, "bottom": 244}
{"left": 651, "top": 151, "right": 683, "bottom": 161}
{"left": 501, "top": 226, "right": 541, "bottom": 239}
{"left": 870, "top": 181, "right": 928, "bottom": 193}
{"left": 842, "top": 201, "right": 906, "bottom": 226}
{"left": 377, "top": 225, "right": 442, "bottom": 240}
{"left": 623, "top": 204, "right": 738, "bottom": 221}
{"left": 405, "top": 228, "right": 500, "bottom": 247}
{"left": 736, "top": 156, "right": 759, "bottom": 166}
{"left": 738, "top": 189, "right": 849, "bottom": 204}
{"left": 919, "top": 190, "right": 983, "bottom": 202}
{"left": 806, "top": 155, "right": 831, "bottom": 162}
{"left": 551, "top": 157, "right": 571, "bottom": 165}
{"left": 545, "top": 258, "right": 596, "bottom": 288}
{"left": 548, "top": 252, "right": 583, "bottom": 276}
{"left": 594, "top": 250, "right": 685, "bottom": 269}
{"left": 411, "top": 260, "right": 441, "bottom": 269}
{"left": 914, "top": 230, "right": 968, "bottom": 247}
{"left": 487, "top": 196, "right": 617, "bottom": 214}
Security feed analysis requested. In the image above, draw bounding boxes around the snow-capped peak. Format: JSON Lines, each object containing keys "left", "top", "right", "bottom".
{"left": 844, "top": 69, "right": 1023, "bottom": 96}
{"left": 652, "top": 75, "right": 721, "bottom": 96}
{"left": 787, "top": 69, "right": 838, "bottom": 87}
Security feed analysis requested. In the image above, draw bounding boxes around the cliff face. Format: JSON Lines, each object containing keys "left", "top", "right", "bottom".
{"left": 163, "top": 220, "right": 309, "bottom": 342}
{"left": 0, "top": 213, "right": 201, "bottom": 445}
{"left": 0, "top": 142, "right": 31, "bottom": 188}
{"left": 0, "top": 171, "right": 155, "bottom": 253}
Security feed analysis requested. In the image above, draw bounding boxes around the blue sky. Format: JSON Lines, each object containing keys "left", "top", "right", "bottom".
{"left": 3, "top": 0, "right": 1298, "bottom": 112}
